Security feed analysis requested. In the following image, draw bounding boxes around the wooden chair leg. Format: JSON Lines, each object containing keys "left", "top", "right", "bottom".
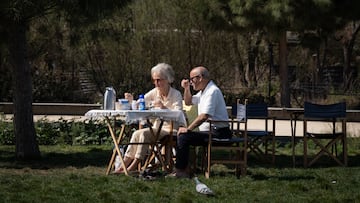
{"left": 205, "top": 147, "right": 211, "bottom": 179}
{"left": 304, "top": 135, "right": 308, "bottom": 168}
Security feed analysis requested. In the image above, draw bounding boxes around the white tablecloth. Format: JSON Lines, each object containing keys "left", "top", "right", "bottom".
{"left": 85, "top": 109, "right": 186, "bottom": 124}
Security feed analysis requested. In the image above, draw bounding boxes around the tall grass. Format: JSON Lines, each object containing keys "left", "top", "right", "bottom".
{"left": 1, "top": 140, "right": 360, "bottom": 203}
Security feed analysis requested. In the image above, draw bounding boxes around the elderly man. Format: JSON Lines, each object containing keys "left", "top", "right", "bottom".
{"left": 172, "top": 66, "right": 231, "bottom": 178}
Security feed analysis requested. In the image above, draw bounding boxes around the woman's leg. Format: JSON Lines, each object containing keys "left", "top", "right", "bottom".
{"left": 126, "top": 158, "right": 141, "bottom": 171}
{"left": 129, "top": 128, "right": 169, "bottom": 171}
{"left": 133, "top": 128, "right": 153, "bottom": 160}
{"left": 115, "top": 129, "right": 141, "bottom": 172}
{"left": 115, "top": 156, "right": 133, "bottom": 172}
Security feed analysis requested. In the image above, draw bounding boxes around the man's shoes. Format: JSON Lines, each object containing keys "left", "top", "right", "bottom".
{"left": 166, "top": 170, "right": 190, "bottom": 179}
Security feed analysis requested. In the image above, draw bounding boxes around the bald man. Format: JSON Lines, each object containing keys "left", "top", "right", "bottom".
{"left": 172, "top": 66, "right": 231, "bottom": 178}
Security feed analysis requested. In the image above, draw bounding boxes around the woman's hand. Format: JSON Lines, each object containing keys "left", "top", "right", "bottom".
{"left": 124, "top": 92, "right": 133, "bottom": 102}
{"left": 153, "top": 99, "right": 165, "bottom": 109}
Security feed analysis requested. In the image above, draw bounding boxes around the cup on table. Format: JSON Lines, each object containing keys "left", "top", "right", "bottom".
{"left": 116, "top": 99, "right": 130, "bottom": 110}
{"left": 131, "top": 100, "right": 138, "bottom": 110}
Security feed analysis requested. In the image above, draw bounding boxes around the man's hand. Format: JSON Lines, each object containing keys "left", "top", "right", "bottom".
{"left": 181, "top": 79, "right": 190, "bottom": 89}
{"left": 181, "top": 79, "right": 192, "bottom": 105}
{"left": 177, "top": 126, "right": 189, "bottom": 135}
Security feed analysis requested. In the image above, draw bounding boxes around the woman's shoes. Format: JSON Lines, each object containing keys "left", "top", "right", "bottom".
{"left": 112, "top": 168, "right": 140, "bottom": 176}
{"left": 112, "top": 168, "right": 125, "bottom": 174}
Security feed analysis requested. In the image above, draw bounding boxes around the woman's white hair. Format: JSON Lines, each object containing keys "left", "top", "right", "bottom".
{"left": 151, "top": 63, "right": 175, "bottom": 83}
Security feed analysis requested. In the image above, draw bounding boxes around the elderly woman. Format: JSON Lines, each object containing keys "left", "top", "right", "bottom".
{"left": 114, "top": 63, "right": 186, "bottom": 173}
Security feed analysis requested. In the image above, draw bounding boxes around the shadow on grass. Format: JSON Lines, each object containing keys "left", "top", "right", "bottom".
{"left": 1, "top": 136, "right": 360, "bottom": 173}
{"left": 251, "top": 173, "right": 315, "bottom": 181}
{"left": 246, "top": 153, "right": 360, "bottom": 169}
{"left": 0, "top": 146, "right": 112, "bottom": 170}
{"left": 207, "top": 137, "right": 360, "bottom": 179}
{"left": 269, "top": 136, "right": 360, "bottom": 168}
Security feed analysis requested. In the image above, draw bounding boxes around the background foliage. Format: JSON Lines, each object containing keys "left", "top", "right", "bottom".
{"left": 0, "top": 0, "right": 359, "bottom": 107}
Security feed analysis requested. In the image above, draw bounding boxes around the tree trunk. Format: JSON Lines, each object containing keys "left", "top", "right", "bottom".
{"left": 9, "top": 21, "right": 40, "bottom": 160}
{"left": 343, "top": 46, "right": 351, "bottom": 90}
{"left": 279, "top": 31, "right": 290, "bottom": 107}
{"left": 231, "top": 34, "right": 246, "bottom": 87}
{"left": 247, "top": 46, "right": 257, "bottom": 88}
{"left": 245, "top": 31, "right": 262, "bottom": 89}
{"left": 337, "top": 21, "right": 360, "bottom": 91}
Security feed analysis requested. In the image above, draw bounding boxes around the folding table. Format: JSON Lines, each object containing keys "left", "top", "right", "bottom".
{"left": 85, "top": 109, "right": 186, "bottom": 175}
{"left": 284, "top": 108, "right": 304, "bottom": 167}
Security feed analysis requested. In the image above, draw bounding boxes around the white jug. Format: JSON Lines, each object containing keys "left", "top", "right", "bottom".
{"left": 104, "top": 87, "right": 116, "bottom": 110}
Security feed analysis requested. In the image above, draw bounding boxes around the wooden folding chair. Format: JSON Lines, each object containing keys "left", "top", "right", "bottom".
{"left": 205, "top": 103, "right": 247, "bottom": 179}
{"left": 141, "top": 119, "right": 176, "bottom": 173}
{"left": 144, "top": 109, "right": 189, "bottom": 173}
{"left": 303, "top": 101, "right": 347, "bottom": 167}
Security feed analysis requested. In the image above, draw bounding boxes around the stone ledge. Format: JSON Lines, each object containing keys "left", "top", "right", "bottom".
{"left": 0, "top": 102, "right": 101, "bottom": 115}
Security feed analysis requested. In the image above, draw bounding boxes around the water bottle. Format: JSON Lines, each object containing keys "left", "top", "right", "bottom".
{"left": 114, "top": 155, "right": 121, "bottom": 171}
{"left": 104, "top": 87, "right": 116, "bottom": 110}
{"left": 114, "top": 146, "right": 124, "bottom": 171}
{"left": 138, "top": 94, "right": 146, "bottom": 110}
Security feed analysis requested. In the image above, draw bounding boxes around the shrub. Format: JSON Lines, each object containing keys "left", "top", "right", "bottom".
{"left": 0, "top": 114, "right": 14, "bottom": 145}
{"left": 0, "top": 117, "right": 111, "bottom": 145}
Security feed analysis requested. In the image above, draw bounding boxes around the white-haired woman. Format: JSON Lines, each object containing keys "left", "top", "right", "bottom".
{"left": 114, "top": 63, "right": 186, "bottom": 173}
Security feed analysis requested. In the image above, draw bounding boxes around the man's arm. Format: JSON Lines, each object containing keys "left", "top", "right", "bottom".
{"left": 178, "top": 113, "right": 209, "bottom": 134}
{"left": 181, "top": 79, "right": 192, "bottom": 105}
{"left": 187, "top": 113, "right": 209, "bottom": 131}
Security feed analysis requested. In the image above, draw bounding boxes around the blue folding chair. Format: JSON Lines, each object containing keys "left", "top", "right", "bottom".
{"left": 303, "top": 102, "right": 347, "bottom": 167}
{"left": 246, "top": 103, "right": 276, "bottom": 165}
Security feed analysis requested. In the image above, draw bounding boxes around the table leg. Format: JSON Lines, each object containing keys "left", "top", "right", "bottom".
{"left": 290, "top": 113, "right": 299, "bottom": 167}
{"left": 105, "top": 117, "right": 128, "bottom": 176}
{"left": 154, "top": 120, "right": 167, "bottom": 171}
{"left": 166, "top": 121, "right": 174, "bottom": 171}
{"left": 106, "top": 122, "right": 126, "bottom": 175}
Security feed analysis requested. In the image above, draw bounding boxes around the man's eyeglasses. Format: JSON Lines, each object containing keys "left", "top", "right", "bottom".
{"left": 189, "top": 75, "right": 201, "bottom": 83}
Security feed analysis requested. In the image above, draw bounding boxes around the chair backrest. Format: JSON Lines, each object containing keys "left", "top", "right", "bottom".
{"left": 232, "top": 102, "right": 268, "bottom": 120}
{"left": 304, "top": 102, "right": 346, "bottom": 119}
{"left": 246, "top": 103, "right": 268, "bottom": 118}
{"left": 231, "top": 103, "right": 239, "bottom": 118}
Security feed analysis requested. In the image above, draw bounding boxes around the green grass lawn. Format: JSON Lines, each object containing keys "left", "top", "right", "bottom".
{"left": 1, "top": 140, "right": 360, "bottom": 203}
